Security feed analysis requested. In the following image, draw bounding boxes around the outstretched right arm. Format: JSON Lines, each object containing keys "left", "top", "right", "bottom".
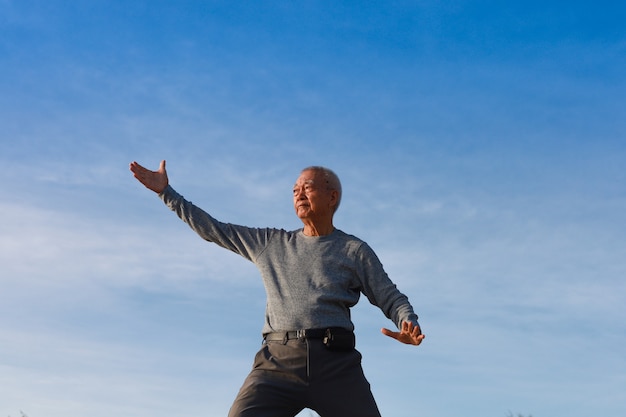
{"left": 129, "top": 160, "right": 169, "bottom": 194}
{"left": 131, "top": 160, "right": 273, "bottom": 262}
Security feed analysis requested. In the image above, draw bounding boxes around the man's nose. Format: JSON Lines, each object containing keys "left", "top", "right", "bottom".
{"left": 294, "top": 186, "right": 308, "bottom": 199}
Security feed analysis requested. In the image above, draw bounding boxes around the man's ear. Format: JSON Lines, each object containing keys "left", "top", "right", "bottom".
{"left": 329, "top": 189, "right": 339, "bottom": 210}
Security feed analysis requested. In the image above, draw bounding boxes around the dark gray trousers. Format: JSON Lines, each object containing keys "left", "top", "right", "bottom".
{"left": 228, "top": 338, "right": 382, "bottom": 417}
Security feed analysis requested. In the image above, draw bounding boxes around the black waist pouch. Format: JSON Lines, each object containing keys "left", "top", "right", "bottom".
{"left": 322, "top": 328, "right": 355, "bottom": 351}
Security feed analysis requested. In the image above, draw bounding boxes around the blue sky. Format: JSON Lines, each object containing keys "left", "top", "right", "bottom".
{"left": 1, "top": 1, "right": 625, "bottom": 416}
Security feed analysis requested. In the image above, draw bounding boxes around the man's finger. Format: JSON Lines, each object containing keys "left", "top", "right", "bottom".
{"left": 381, "top": 327, "right": 400, "bottom": 340}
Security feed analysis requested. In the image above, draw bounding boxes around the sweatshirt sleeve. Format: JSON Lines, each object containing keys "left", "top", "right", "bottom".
{"left": 158, "top": 185, "right": 272, "bottom": 262}
{"left": 355, "top": 242, "right": 420, "bottom": 330}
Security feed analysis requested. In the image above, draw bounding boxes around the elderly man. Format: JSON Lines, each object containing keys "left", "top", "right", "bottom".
{"left": 130, "top": 160, "right": 424, "bottom": 417}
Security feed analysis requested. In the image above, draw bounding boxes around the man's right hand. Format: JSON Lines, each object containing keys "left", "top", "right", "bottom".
{"left": 130, "top": 160, "right": 169, "bottom": 194}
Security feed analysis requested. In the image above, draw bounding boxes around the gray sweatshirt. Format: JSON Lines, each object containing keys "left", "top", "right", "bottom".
{"left": 160, "top": 185, "right": 419, "bottom": 335}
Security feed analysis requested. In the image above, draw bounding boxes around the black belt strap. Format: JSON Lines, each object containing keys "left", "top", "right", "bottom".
{"left": 263, "top": 328, "right": 350, "bottom": 342}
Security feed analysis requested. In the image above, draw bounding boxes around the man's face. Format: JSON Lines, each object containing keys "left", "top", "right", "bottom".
{"left": 293, "top": 169, "right": 337, "bottom": 221}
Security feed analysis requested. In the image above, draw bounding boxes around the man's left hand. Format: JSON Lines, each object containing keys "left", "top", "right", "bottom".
{"left": 381, "top": 320, "right": 425, "bottom": 345}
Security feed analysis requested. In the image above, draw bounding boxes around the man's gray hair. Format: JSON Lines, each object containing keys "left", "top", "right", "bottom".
{"left": 302, "top": 166, "right": 342, "bottom": 212}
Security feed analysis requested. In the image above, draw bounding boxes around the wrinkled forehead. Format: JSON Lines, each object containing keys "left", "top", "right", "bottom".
{"left": 294, "top": 169, "right": 320, "bottom": 186}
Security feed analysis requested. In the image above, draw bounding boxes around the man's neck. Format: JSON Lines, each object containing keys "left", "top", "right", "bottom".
{"left": 302, "top": 222, "right": 335, "bottom": 237}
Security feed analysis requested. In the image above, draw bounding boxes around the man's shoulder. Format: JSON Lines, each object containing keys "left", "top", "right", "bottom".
{"left": 333, "top": 228, "right": 358, "bottom": 239}
{"left": 332, "top": 229, "right": 369, "bottom": 247}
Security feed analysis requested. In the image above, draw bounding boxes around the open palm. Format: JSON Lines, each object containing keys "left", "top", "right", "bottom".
{"left": 129, "top": 160, "right": 169, "bottom": 193}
